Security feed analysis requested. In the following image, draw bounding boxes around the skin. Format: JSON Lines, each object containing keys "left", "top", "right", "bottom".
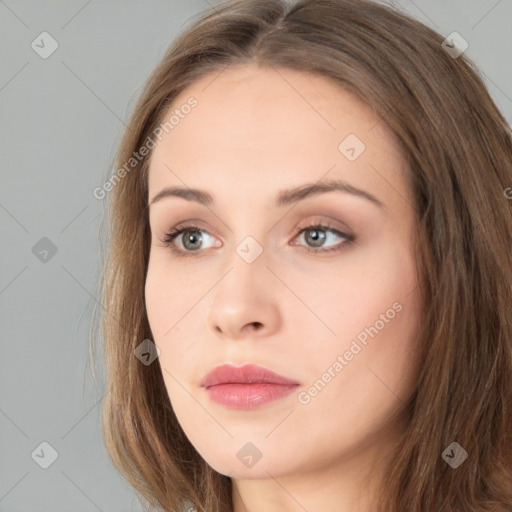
{"left": 145, "top": 63, "right": 423, "bottom": 512}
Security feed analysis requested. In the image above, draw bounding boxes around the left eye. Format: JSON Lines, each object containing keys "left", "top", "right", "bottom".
{"left": 160, "top": 222, "right": 354, "bottom": 256}
{"left": 293, "top": 224, "right": 353, "bottom": 253}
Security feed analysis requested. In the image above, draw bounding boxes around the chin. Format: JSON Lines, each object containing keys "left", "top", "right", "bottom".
{"left": 204, "top": 444, "right": 303, "bottom": 480}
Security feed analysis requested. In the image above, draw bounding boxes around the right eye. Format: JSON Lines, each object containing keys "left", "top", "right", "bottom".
{"left": 160, "top": 224, "right": 220, "bottom": 256}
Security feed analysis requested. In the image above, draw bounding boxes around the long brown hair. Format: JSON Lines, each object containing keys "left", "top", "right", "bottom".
{"left": 90, "top": 0, "right": 512, "bottom": 510}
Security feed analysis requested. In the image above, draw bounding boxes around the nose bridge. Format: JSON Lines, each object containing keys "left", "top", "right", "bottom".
{"left": 206, "top": 235, "right": 281, "bottom": 338}
{"left": 218, "top": 234, "right": 269, "bottom": 301}
{"left": 220, "top": 206, "right": 270, "bottom": 282}
{"left": 234, "top": 232, "right": 266, "bottom": 266}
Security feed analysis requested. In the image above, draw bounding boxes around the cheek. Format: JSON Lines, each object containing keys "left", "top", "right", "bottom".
{"left": 144, "top": 261, "right": 211, "bottom": 381}
{"left": 144, "top": 256, "right": 207, "bottom": 338}
{"left": 291, "top": 288, "right": 421, "bottom": 464}
{"left": 298, "top": 239, "right": 421, "bottom": 400}
{"left": 145, "top": 269, "right": 171, "bottom": 342}
{"left": 304, "top": 238, "right": 418, "bottom": 341}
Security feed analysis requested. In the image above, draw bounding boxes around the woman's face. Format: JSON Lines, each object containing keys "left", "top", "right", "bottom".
{"left": 145, "top": 64, "right": 422, "bottom": 480}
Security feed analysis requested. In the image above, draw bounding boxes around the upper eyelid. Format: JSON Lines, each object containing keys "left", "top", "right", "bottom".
{"left": 168, "top": 216, "right": 350, "bottom": 235}
{"left": 170, "top": 221, "right": 345, "bottom": 236}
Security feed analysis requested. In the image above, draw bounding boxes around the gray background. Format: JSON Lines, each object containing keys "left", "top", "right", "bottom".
{"left": 1, "top": 0, "right": 511, "bottom": 510}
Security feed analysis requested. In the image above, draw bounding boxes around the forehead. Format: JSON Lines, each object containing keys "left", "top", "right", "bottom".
{"left": 155, "top": 64, "right": 381, "bottom": 146}
{"left": 147, "top": 64, "right": 408, "bottom": 206}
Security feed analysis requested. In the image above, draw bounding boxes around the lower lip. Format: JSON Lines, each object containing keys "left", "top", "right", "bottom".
{"left": 204, "top": 383, "right": 299, "bottom": 409}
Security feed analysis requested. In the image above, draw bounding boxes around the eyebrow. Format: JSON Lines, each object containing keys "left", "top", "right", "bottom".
{"left": 149, "top": 179, "right": 385, "bottom": 210}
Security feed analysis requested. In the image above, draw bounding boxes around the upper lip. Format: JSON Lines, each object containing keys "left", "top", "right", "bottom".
{"left": 200, "top": 363, "right": 300, "bottom": 387}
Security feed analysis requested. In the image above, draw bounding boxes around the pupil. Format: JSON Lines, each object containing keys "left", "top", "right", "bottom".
{"left": 307, "top": 229, "right": 325, "bottom": 247}
{"left": 184, "top": 230, "right": 201, "bottom": 250}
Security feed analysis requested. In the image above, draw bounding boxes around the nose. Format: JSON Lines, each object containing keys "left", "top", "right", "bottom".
{"left": 206, "top": 252, "right": 281, "bottom": 340}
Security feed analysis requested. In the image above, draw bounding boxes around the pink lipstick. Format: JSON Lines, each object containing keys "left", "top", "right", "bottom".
{"left": 200, "top": 363, "right": 300, "bottom": 409}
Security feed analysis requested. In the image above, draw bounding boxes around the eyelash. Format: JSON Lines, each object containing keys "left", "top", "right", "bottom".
{"left": 160, "top": 222, "right": 355, "bottom": 258}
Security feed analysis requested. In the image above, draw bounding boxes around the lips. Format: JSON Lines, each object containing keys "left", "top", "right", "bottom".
{"left": 200, "top": 363, "right": 300, "bottom": 387}
{"left": 200, "top": 363, "right": 300, "bottom": 409}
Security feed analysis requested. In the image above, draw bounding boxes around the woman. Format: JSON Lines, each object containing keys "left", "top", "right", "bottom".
{"left": 91, "top": 0, "right": 512, "bottom": 510}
